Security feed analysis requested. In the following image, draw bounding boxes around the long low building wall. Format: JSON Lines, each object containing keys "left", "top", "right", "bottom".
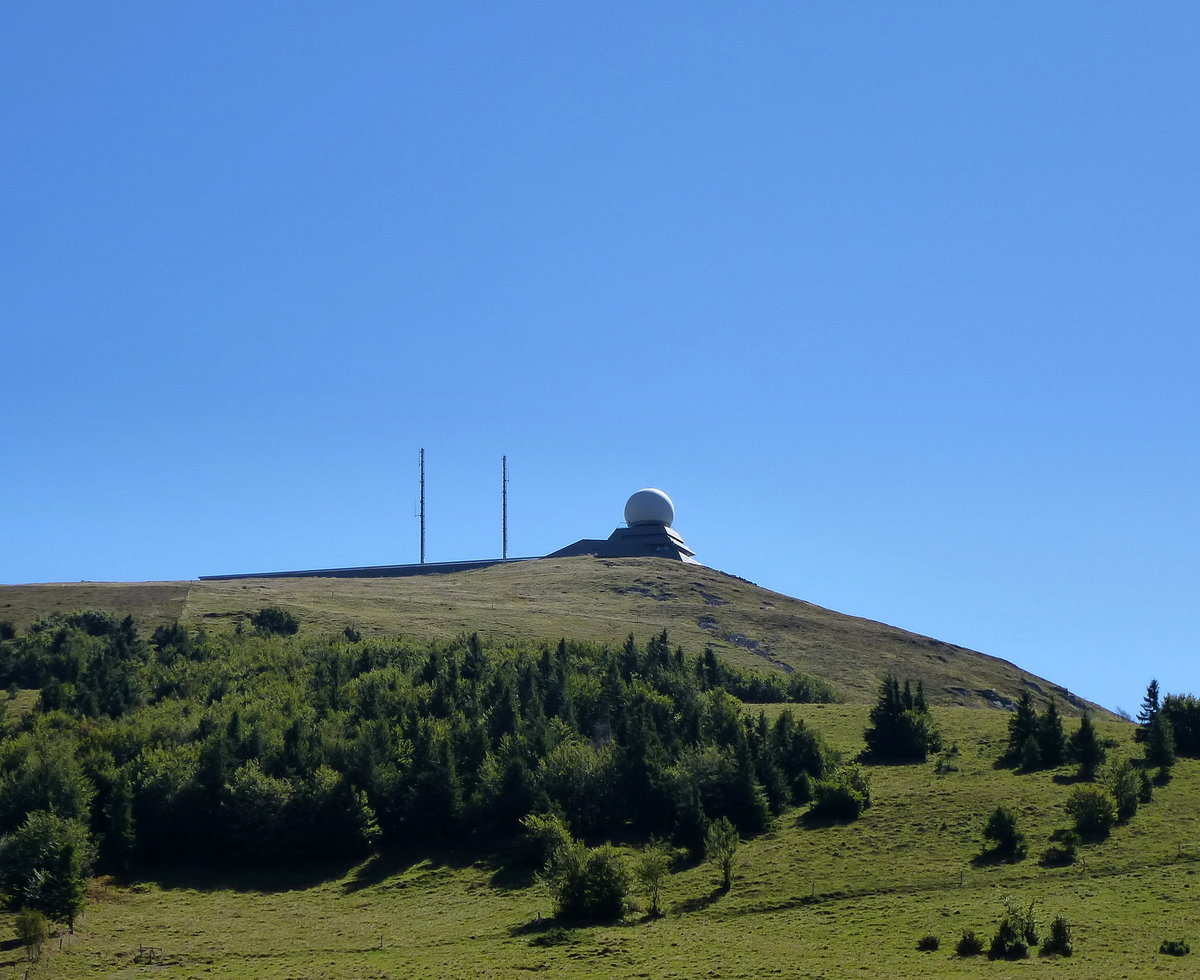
{"left": 199, "top": 557, "right": 539, "bottom": 581}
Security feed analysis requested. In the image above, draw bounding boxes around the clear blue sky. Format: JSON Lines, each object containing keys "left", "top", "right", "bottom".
{"left": 3, "top": 4, "right": 1196, "bottom": 714}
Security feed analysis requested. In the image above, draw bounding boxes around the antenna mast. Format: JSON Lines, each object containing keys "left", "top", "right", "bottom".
{"left": 419, "top": 448, "right": 426, "bottom": 564}
{"left": 502, "top": 455, "right": 508, "bottom": 559}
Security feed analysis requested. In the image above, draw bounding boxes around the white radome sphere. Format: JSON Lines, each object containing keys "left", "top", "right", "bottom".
{"left": 625, "top": 488, "right": 675, "bottom": 527}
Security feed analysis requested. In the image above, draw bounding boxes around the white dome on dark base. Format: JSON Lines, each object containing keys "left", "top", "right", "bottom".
{"left": 624, "top": 488, "right": 675, "bottom": 527}
{"left": 548, "top": 488, "right": 696, "bottom": 563}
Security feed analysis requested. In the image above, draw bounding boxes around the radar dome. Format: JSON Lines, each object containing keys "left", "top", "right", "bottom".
{"left": 624, "top": 488, "right": 675, "bottom": 527}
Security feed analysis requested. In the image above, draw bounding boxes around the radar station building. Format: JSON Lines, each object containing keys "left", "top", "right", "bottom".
{"left": 547, "top": 488, "right": 697, "bottom": 563}
{"left": 201, "top": 487, "right": 695, "bottom": 580}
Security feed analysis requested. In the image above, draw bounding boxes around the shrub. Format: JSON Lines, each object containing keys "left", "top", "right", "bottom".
{"left": 808, "top": 763, "right": 871, "bottom": 822}
{"left": 634, "top": 842, "right": 672, "bottom": 916}
{"left": 810, "top": 777, "right": 864, "bottom": 821}
{"left": 520, "top": 812, "right": 572, "bottom": 869}
{"left": 1041, "top": 915, "right": 1073, "bottom": 956}
{"left": 0, "top": 621, "right": 15, "bottom": 641}
{"left": 1065, "top": 785, "right": 1116, "bottom": 841}
{"left": 1138, "top": 768, "right": 1154, "bottom": 804}
{"left": 989, "top": 896, "right": 1037, "bottom": 960}
{"left": 543, "top": 837, "right": 628, "bottom": 921}
{"left": 250, "top": 606, "right": 299, "bottom": 636}
{"left": 0, "top": 811, "right": 96, "bottom": 929}
{"left": 15, "top": 908, "right": 49, "bottom": 962}
{"left": 956, "top": 930, "right": 983, "bottom": 957}
{"left": 706, "top": 816, "right": 740, "bottom": 892}
{"left": 1104, "top": 759, "right": 1142, "bottom": 823}
{"left": 916, "top": 934, "right": 939, "bottom": 952}
{"left": 982, "top": 806, "right": 1027, "bottom": 861}
{"left": 988, "top": 920, "right": 1028, "bottom": 961}
{"left": 1160, "top": 939, "right": 1190, "bottom": 956}
{"left": 343, "top": 626, "right": 362, "bottom": 643}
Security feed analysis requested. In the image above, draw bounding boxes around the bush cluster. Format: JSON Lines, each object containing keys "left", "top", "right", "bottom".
{"left": 1041, "top": 915, "right": 1073, "bottom": 957}
{"left": 982, "top": 806, "right": 1026, "bottom": 861}
{"left": 863, "top": 676, "right": 940, "bottom": 763}
{"left": 987, "top": 897, "right": 1038, "bottom": 961}
{"left": 808, "top": 764, "right": 871, "bottom": 822}
{"left": 542, "top": 835, "right": 628, "bottom": 921}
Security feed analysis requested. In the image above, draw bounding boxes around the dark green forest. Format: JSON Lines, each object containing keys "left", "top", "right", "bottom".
{"left": 0, "top": 611, "right": 836, "bottom": 885}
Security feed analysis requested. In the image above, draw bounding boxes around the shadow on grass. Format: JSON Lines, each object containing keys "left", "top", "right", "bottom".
{"left": 798, "top": 810, "right": 858, "bottom": 829}
{"left": 489, "top": 862, "right": 538, "bottom": 891}
{"left": 126, "top": 856, "right": 357, "bottom": 894}
{"left": 671, "top": 885, "right": 726, "bottom": 914}
{"left": 855, "top": 750, "right": 929, "bottom": 767}
{"left": 1051, "top": 772, "right": 1086, "bottom": 786}
{"left": 971, "top": 849, "right": 1025, "bottom": 868}
{"left": 343, "top": 843, "right": 478, "bottom": 894}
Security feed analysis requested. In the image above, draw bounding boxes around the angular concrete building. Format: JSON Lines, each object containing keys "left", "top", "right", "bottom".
{"left": 547, "top": 488, "right": 697, "bottom": 563}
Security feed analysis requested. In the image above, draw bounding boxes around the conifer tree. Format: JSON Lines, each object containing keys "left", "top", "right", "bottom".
{"left": 1137, "top": 679, "right": 1160, "bottom": 726}
{"left": 1004, "top": 692, "right": 1039, "bottom": 766}
{"left": 1068, "top": 712, "right": 1104, "bottom": 780}
{"left": 864, "top": 676, "right": 939, "bottom": 762}
{"left": 1145, "top": 711, "right": 1176, "bottom": 770}
{"left": 1037, "top": 698, "right": 1066, "bottom": 768}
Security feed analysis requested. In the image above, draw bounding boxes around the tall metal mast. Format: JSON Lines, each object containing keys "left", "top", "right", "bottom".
{"left": 419, "top": 448, "right": 426, "bottom": 564}
{"left": 502, "top": 455, "right": 508, "bottom": 559}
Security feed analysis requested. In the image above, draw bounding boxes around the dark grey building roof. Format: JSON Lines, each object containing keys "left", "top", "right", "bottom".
{"left": 546, "top": 522, "right": 697, "bottom": 562}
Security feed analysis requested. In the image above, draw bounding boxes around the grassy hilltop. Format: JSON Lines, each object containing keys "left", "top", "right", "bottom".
{"left": 1, "top": 557, "right": 1188, "bottom": 979}
{"left": 2, "top": 556, "right": 1099, "bottom": 713}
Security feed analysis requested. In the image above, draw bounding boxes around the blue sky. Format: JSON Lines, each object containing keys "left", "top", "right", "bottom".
{"left": 3, "top": 3, "right": 1196, "bottom": 713}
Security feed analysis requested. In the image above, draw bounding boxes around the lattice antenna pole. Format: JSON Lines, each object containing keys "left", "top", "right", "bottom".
{"left": 502, "top": 455, "right": 508, "bottom": 559}
{"left": 419, "top": 448, "right": 426, "bottom": 564}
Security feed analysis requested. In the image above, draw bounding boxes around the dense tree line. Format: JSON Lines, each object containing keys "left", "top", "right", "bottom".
{"left": 0, "top": 614, "right": 836, "bottom": 887}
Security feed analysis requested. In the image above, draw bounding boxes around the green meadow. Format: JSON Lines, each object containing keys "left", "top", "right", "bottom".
{"left": 6, "top": 704, "right": 1195, "bottom": 980}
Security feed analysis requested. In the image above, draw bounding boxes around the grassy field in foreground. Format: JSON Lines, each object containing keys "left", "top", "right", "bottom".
{"left": 5, "top": 705, "right": 1195, "bottom": 980}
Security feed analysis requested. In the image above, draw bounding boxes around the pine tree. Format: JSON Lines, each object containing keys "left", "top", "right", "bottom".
{"left": 1037, "top": 698, "right": 1066, "bottom": 768}
{"left": 1137, "top": 679, "right": 1160, "bottom": 726}
{"left": 1004, "top": 692, "right": 1039, "bottom": 766}
{"left": 864, "top": 676, "right": 938, "bottom": 762}
{"left": 1068, "top": 712, "right": 1105, "bottom": 780}
{"left": 1145, "top": 712, "right": 1176, "bottom": 769}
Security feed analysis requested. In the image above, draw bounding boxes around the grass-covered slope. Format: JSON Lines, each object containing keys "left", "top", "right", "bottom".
{"left": 8, "top": 705, "right": 1196, "bottom": 980}
{"left": 2, "top": 556, "right": 1099, "bottom": 712}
